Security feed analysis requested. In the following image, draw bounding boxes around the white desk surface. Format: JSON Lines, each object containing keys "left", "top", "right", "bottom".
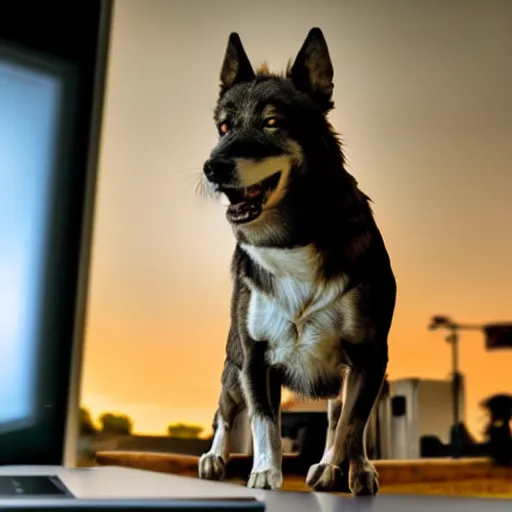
{"left": 0, "top": 465, "right": 510, "bottom": 512}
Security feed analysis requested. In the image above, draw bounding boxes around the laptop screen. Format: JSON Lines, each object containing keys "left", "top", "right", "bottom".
{"left": 0, "top": 0, "right": 111, "bottom": 465}
{"left": 0, "top": 49, "right": 65, "bottom": 435}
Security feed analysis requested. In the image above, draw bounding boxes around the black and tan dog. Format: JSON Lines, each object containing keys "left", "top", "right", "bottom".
{"left": 197, "top": 27, "right": 396, "bottom": 496}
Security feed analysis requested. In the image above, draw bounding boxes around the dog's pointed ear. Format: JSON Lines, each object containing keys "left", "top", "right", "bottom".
{"left": 219, "top": 32, "right": 255, "bottom": 94}
{"left": 289, "top": 28, "right": 334, "bottom": 110}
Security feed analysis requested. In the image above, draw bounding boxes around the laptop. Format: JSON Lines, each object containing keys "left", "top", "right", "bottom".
{"left": 0, "top": 2, "right": 262, "bottom": 510}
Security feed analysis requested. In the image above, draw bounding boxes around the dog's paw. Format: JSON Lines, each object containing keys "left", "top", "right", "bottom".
{"left": 247, "top": 468, "right": 283, "bottom": 490}
{"left": 306, "top": 462, "right": 343, "bottom": 492}
{"left": 198, "top": 453, "right": 226, "bottom": 481}
{"left": 349, "top": 459, "right": 379, "bottom": 496}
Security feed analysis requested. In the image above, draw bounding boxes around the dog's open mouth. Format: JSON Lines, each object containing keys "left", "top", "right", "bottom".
{"left": 218, "top": 171, "right": 282, "bottom": 224}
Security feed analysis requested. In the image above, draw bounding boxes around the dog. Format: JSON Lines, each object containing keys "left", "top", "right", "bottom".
{"left": 197, "top": 27, "right": 396, "bottom": 496}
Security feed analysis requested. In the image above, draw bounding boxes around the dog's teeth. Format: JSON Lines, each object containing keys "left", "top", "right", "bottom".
{"left": 220, "top": 193, "right": 231, "bottom": 206}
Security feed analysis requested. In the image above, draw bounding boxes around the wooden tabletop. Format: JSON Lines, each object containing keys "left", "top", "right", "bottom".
{"left": 94, "top": 451, "right": 512, "bottom": 497}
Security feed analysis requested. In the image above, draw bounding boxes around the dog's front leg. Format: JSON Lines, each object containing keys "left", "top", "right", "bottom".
{"left": 306, "top": 346, "right": 387, "bottom": 496}
{"left": 199, "top": 361, "right": 245, "bottom": 481}
{"left": 240, "top": 342, "right": 283, "bottom": 490}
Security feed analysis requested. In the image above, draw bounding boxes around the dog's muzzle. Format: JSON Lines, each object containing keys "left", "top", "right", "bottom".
{"left": 203, "top": 156, "right": 282, "bottom": 225}
{"left": 203, "top": 157, "right": 237, "bottom": 187}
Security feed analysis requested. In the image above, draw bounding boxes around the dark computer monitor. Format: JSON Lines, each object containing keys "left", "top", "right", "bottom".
{"left": 0, "top": 1, "right": 112, "bottom": 465}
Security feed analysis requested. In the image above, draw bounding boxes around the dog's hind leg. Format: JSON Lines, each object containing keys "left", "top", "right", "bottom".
{"left": 198, "top": 362, "right": 244, "bottom": 481}
{"left": 306, "top": 346, "right": 387, "bottom": 496}
{"left": 324, "top": 395, "right": 343, "bottom": 455}
{"left": 310, "top": 395, "right": 349, "bottom": 491}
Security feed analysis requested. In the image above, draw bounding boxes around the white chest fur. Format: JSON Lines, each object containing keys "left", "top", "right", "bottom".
{"left": 240, "top": 243, "right": 351, "bottom": 388}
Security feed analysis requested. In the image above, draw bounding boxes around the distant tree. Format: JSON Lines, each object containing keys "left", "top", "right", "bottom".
{"left": 79, "top": 407, "right": 97, "bottom": 436}
{"left": 167, "top": 422, "right": 204, "bottom": 439}
{"left": 99, "top": 412, "right": 133, "bottom": 435}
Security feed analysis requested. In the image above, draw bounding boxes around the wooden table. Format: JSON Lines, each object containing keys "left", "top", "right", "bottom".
{"left": 95, "top": 452, "right": 512, "bottom": 498}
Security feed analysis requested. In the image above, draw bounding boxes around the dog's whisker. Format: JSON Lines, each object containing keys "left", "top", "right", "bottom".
{"left": 180, "top": 171, "right": 201, "bottom": 184}
{"left": 192, "top": 172, "right": 218, "bottom": 200}
{"left": 176, "top": 166, "right": 217, "bottom": 198}
{"left": 176, "top": 166, "right": 202, "bottom": 175}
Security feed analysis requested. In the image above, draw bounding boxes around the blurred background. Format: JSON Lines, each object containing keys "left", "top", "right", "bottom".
{"left": 77, "top": 0, "right": 512, "bottom": 468}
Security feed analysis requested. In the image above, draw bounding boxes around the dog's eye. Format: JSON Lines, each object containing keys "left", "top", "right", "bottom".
{"left": 219, "top": 122, "right": 230, "bottom": 135}
{"left": 263, "top": 117, "right": 279, "bottom": 129}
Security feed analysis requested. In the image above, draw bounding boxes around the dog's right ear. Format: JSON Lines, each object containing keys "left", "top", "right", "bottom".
{"left": 219, "top": 33, "right": 255, "bottom": 95}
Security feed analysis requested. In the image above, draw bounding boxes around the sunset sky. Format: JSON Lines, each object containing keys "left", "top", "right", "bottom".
{"left": 80, "top": 0, "right": 512, "bottom": 440}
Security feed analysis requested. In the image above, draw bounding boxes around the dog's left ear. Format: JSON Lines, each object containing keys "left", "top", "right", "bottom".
{"left": 289, "top": 28, "right": 334, "bottom": 110}
{"left": 219, "top": 32, "right": 255, "bottom": 95}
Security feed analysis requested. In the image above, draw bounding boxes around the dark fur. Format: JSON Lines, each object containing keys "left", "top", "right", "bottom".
{"left": 199, "top": 28, "right": 396, "bottom": 495}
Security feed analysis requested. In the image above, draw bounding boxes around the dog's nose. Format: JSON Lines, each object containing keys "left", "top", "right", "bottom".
{"left": 203, "top": 158, "right": 235, "bottom": 183}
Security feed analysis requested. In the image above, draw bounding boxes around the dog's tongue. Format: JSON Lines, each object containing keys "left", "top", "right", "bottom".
{"left": 245, "top": 184, "right": 262, "bottom": 198}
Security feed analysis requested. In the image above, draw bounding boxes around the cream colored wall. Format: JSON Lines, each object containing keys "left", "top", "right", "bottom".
{"left": 81, "top": 0, "right": 512, "bottom": 437}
